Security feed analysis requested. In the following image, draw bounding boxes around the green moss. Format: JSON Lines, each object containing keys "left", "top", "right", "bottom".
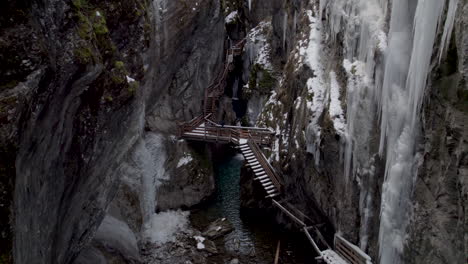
{"left": 72, "top": 0, "right": 87, "bottom": 9}
{"left": 258, "top": 69, "right": 275, "bottom": 92}
{"left": 93, "top": 13, "right": 108, "bottom": 35}
{"left": 128, "top": 81, "right": 139, "bottom": 94}
{"left": 74, "top": 46, "right": 95, "bottom": 64}
{"left": 0, "top": 252, "right": 11, "bottom": 264}
{"left": 240, "top": 115, "right": 250, "bottom": 126}
{"left": 0, "top": 81, "right": 19, "bottom": 91}
{"left": 248, "top": 63, "right": 276, "bottom": 96}
{"left": 77, "top": 12, "right": 93, "bottom": 40}
{"left": 114, "top": 61, "right": 125, "bottom": 70}
{"left": 110, "top": 74, "right": 125, "bottom": 84}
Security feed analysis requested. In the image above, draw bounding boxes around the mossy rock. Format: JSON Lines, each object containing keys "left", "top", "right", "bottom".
{"left": 0, "top": 81, "right": 19, "bottom": 92}
{"left": 128, "top": 81, "right": 139, "bottom": 95}
{"left": 248, "top": 63, "right": 276, "bottom": 95}
{"left": 72, "top": 0, "right": 88, "bottom": 9}
{"left": 0, "top": 252, "right": 12, "bottom": 264}
{"left": 258, "top": 69, "right": 275, "bottom": 93}
{"left": 74, "top": 45, "right": 97, "bottom": 65}
{"left": 92, "top": 11, "right": 109, "bottom": 35}
{"left": 114, "top": 61, "right": 125, "bottom": 70}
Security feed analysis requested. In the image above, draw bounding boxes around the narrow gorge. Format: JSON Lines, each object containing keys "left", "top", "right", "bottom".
{"left": 0, "top": 0, "right": 466, "bottom": 264}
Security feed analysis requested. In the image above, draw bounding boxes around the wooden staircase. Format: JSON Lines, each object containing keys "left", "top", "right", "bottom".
{"left": 239, "top": 140, "right": 281, "bottom": 198}
{"left": 204, "top": 39, "right": 246, "bottom": 118}
{"left": 177, "top": 37, "right": 373, "bottom": 264}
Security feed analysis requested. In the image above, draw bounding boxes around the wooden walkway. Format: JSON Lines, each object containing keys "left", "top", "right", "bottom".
{"left": 179, "top": 114, "right": 280, "bottom": 198}
{"left": 204, "top": 39, "right": 245, "bottom": 118}
{"left": 177, "top": 40, "right": 373, "bottom": 264}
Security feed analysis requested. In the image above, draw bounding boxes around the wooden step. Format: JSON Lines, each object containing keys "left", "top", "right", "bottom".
{"left": 266, "top": 189, "right": 277, "bottom": 194}
{"left": 255, "top": 171, "right": 266, "bottom": 177}
{"left": 254, "top": 175, "right": 269, "bottom": 181}
{"left": 265, "top": 193, "right": 280, "bottom": 199}
{"left": 259, "top": 178, "right": 271, "bottom": 183}
{"left": 245, "top": 153, "right": 255, "bottom": 159}
{"left": 248, "top": 161, "right": 260, "bottom": 166}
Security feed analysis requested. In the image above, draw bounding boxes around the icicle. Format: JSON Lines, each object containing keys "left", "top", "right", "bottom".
{"left": 378, "top": 0, "right": 446, "bottom": 263}
{"left": 232, "top": 77, "right": 239, "bottom": 100}
{"left": 319, "top": 0, "right": 328, "bottom": 20}
{"left": 439, "top": 0, "right": 459, "bottom": 63}
{"left": 407, "top": 0, "right": 445, "bottom": 131}
{"left": 248, "top": 0, "right": 252, "bottom": 11}
{"left": 283, "top": 12, "right": 288, "bottom": 51}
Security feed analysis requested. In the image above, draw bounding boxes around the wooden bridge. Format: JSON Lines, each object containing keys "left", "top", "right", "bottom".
{"left": 177, "top": 39, "right": 373, "bottom": 264}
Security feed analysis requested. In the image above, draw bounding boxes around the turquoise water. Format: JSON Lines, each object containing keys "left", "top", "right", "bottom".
{"left": 190, "top": 153, "right": 312, "bottom": 263}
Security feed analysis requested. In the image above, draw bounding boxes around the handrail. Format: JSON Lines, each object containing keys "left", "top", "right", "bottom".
{"left": 204, "top": 118, "right": 274, "bottom": 133}
{"left": 248, "top": 138, "right": 282, "bottom": 190}
{"left": 204, "top": 38, "right": 246, "bottom": 117}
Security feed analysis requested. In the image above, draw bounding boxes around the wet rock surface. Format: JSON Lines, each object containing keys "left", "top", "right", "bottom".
{"left": 202, "top": 217, "right": 235, "bottom": 239}
{"left": 140, "top": 218, "right": 234, "bottom": 264}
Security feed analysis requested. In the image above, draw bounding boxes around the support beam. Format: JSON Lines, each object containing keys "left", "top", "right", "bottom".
{"left": 272, "top": 200, "right": 306, "bottom": 227}
{"left": 303, "top": 227, "right": 322, "bottom": 256}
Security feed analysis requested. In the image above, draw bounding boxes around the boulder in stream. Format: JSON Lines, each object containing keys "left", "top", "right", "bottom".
{"left": 202, "top": 218, "right": 234, "bottom": 239}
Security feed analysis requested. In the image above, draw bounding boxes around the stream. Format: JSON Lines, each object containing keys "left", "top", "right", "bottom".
{"left": 190, "top": 153, "right": 314, "bottom": 263}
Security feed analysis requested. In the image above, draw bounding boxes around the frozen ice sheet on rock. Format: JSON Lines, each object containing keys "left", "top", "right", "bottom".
{"left": 144, "top": 210, "right": 190, "bottom": 245}
{"left": 177, "top": 153, "right": 193, "bottom": 168}
{"left": 225, "top": 11, "right": 238, "bottom": 24}
{"left": 94, "top": 215, "right": 140, "bottom": 262}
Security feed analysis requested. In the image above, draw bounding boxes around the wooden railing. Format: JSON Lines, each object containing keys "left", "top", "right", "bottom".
{"left": 247, "top": 139, "right": 282, "bottom": 191}
{"left": 334, "top": 235, "right": 372, "bottom": 264}
{"left": 178, "top": 115, "right": 205, "bottom": 137}
{"left": 203, "top": 118, "right": 275, "bottom": 146}
{"left": 204, "top": 39, "right": 246, "bottom": 117}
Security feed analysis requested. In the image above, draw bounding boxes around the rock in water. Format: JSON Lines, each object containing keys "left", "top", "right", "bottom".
{"left": 202, "top": 218, "right": 234, "bottom": 239}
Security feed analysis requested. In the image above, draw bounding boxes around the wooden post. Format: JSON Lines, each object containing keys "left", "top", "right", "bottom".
{"left": 274, "top": 240, "right": 281, "bottom": 264}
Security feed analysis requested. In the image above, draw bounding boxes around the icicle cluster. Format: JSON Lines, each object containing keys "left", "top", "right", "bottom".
{"left": 319, "top": 0, "right": 458, "bottom": 263}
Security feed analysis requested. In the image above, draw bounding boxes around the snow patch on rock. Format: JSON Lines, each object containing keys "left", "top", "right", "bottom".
{"left": 144, "top": 210, "right": 190, "bottom": 245}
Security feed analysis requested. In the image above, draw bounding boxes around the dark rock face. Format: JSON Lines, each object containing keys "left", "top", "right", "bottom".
{"left": 76, "top": 0, "right": 226, "bottom": 262}
{"left": 157, "top": 141, "right": 215, "bottom": 211}
{"left": 8, "top": 0, "right": 150, "bottom": 263}
{"left": 145, "top": 0, "right": 225, "bottom": 133}
{"left": 0, "top": 1, "right": 45, "bottom": 259}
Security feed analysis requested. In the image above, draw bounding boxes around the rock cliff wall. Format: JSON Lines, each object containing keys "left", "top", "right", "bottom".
{"left": 239, "top": 0, "right": 467, "bottom": 263}
{"left": 1, "top": 0, "right": 466, "bottom": 263}
{"left": 0, "top": 0, "right": 225, "bottom": 263}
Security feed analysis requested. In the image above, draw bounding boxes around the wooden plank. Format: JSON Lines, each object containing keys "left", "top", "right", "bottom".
{"left": 335, "top": 235, "right": 371, "bottom": 263}
{"left": 336, "top": 242, "right": 363, "bottom": 264}
{"left": 274, "top": 240, "right": 281, "bottom": 264}
{"left": 335, "top": 239, "right": 368, "bottom": 264}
